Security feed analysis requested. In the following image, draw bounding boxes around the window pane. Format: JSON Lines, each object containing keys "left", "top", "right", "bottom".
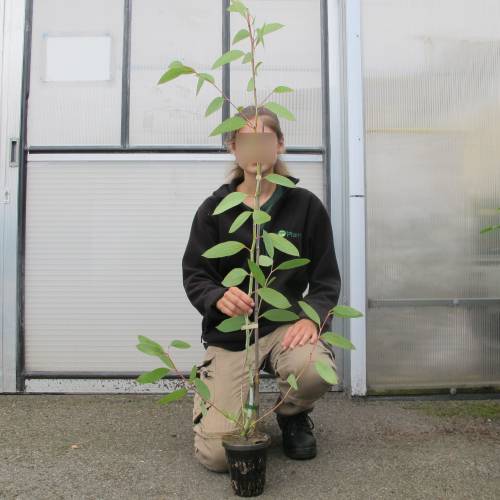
{"left": 362, "top": 0, "right": 500, "bottom": 389}
{"left": 28, "top": 0, "right": 124, "bottom": 146}
{"left": 230, "top": 0, "right": 323, "bottom": 147}
{"left": 130, "top": 0, "right": 223, "bottom": 146}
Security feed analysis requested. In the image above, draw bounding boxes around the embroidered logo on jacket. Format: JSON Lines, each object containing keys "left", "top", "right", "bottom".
{"left": 278, "top": 229, "right": 301, "bottom": 239}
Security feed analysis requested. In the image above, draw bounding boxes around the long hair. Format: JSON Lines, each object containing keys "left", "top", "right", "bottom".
{"left": 223, "top": 105, "right": 292, "bottom": 181}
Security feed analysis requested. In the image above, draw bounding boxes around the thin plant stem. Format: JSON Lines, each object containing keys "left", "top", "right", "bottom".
{"left": 164, "top": 350, "right": 240, "bottom": 426}
{"left": 251, "top": 314, "right": 332, "bottom": 427}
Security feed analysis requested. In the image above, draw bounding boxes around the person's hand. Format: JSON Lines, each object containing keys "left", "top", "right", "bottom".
{"left": 216, "top": 287, "right": 255, "bottom": 317}
{"left": 281, "top": 318, "right": 319, "bottom": 350}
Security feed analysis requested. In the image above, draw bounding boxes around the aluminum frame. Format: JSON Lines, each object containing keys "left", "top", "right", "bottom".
{"left": 0, "top": 0, "right": 28, "bottom": 393}
{"left": 344, "top": 0, "right": 367, "bottom": 396}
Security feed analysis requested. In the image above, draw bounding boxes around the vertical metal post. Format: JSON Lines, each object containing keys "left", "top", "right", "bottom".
{"left": 345, "top": 0, "right": 367, "bottom": 396}
{"left": 121, "top": 0, "right": 132, "bottom": 148}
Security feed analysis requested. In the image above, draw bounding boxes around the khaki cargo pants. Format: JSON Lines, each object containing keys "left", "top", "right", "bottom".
{"left": 192, "top": 322, "right": 338, "bottom": 472}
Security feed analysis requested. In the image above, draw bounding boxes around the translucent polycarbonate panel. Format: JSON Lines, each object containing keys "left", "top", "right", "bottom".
{"left": 367, "top": 305, "right": 500, "bottom": 390}
{"left": 366, "top": 133, "right": 500, "bottom": 299}
{"left": 24, "top": 155, "right": 325, "bottom": 373}
{"left": 362, "top": 0, "right": 500, "bottom": 389}
{"left": 230, "top": 0, "right": 323, "bottom": 147}
{"left": 28, "top": 0, "right": 124, "bottom": 146}
{"left": 129, "top": 0, "right": 223, "bottom": 146}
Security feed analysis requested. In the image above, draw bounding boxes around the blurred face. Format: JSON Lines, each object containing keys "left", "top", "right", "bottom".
{"left": 230, "top": 117, "right": 285, "bottom": 176}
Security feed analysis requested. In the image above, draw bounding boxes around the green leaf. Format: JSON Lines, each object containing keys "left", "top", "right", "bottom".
{"left": 247, "top": 76, "right": 255, "bottom": 92}
{"left": 196, "top": 77, "right": 204, "bottom": 96}
{"left": 194, "top": 378, "right": 211, "bottom": 401}
{"left": 170, "top": 339, "right": 191, "bottom": 349}
{"left": 482, "top": 224, "right": 500, "bottom": 233}
{"left": 273, "top": 85, "right": 293, "bottom": 93}
{"left": 213, "top": 191, "right": 247, "bottom": 215}
{"left": 255, "top": 27, "right": 264, "bottom": 48}
{"left": 221, "top": 409, "right": 239, "bottom": 423}
{"left": 268, "top": 232, "right": 299, "bottom": 256}
{"left": 298, "top": 300, "right": 320, "bottom": 326}
{"left": 261, "top": 22, "right": 285, "bottom": 36}
{"left": 189, "top": 364, "right": 197, "bottom": 382}
{"left": 258, "top": 287, "right": 291, "bottom": 309}
{"left": 137, "top": 343, "right": 163, "bottom": 357}
{"left": 216, "top": 315, "right": 247, "bottom": 332}
{"left": 262, "top": 230, "right": 274, "bottom": 258}
{"left": 287, "top": 373, "right": 298, "bottom": 390}
{"left": 137, "top": 335, "right": 163, "bottom": 352}
{"left": 202, "top": 241, "right": 246, "bottom": 258}
{"left": 157, "top": 65, "right": 194, "bottom": 84}
{"left": 229, "top": 211, "right": 252, "bottom": 232}
{"left": 222, "top": 267, "right": 248, "bottom": 286}
{"left": 314, "top": 360, "right": 338, "bottom": 385}
{"left": 157, "top": 387, "right": 188, "bottom": 405}
{"left": 255, "top": 62, "right": 263, "bottom": 75}
{"left": 232, "top": 29, "right": 250, "bottom": 44}
{"left": 268, "top": 276, "right": 277, "bottom": 285}
{"left": 196, "top": 73, "right": 215, "bottom": 96}
{"left": 253, "top": 209, "right": 271, "bottom": 224}
{"left": 205, "top": 96, "right": 224, "bottom": 117}
{"left": 331, "top": 305, "right": 364, "bottom": 318}
{"left": 276, "top": 258, "right": 310, "bottom": 271}
{"left": 263, "top": 101, "right": 296, "bottom": 121}
{"left": 258, "top": 255, "right": 273, "bottom": 267}
{"left": 199, "top": 72, "right": 215, "bottom": 84}
{"left": 264, "top": 173, "right": 297, "bottom": 188}
{"left": 212, "top": 49, "right": 245, "bottom": 70}
{"left": 227, "top": 0, "right": 248, "bottom": 16}
{"left": 199, "top": 400, "right": 208, "bottom": 417}
{"left": 261, "top": 309, "right": 299, "bottom": 322}
{"left": 242, "top": 52, "right": 252, "bottom": 64}
{"left": 136, "top": 367, "right": 170, "bottom": 384}
{"left": 209, "top": 115, "right": 247, "bottom": 137}
{"left": 247, "top": 259, "right": 266, "bottom": 287}
{"left": 158, "top": 353, "right": 175, "bottom": 369}
{"left": 320, "top": 332, "right": 355, "bottom": 350}
{"left": 168, "top": 60, "right": 184, "bottom": 69}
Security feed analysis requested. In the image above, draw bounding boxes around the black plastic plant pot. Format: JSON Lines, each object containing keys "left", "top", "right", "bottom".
{"left": 222, "top": 431, "right": 272, "bottom": 497}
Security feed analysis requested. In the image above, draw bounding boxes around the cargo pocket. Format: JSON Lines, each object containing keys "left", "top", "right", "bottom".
{"left": 192, "top": 348, "right": 217, "bottom": 426}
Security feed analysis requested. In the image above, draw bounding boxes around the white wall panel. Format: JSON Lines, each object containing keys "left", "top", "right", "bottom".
{"left": 24, "top": 154, "right": 325, "bottom": 373}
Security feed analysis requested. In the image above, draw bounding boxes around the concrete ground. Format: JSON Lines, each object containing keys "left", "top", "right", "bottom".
{"left": 0, "top": 392, "right": 499, "bottom": 500}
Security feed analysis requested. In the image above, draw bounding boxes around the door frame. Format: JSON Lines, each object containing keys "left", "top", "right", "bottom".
{"left": 0, "top": 0, "right": 28, "bottom": 393}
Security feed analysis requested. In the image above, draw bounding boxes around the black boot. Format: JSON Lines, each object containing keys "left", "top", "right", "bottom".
{"left": 276, "top": 409, "right": 317, "bottom": 459}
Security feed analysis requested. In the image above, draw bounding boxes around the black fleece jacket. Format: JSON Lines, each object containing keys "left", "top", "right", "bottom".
{"left": 181, "top": 174, "right": 341, "bottom": 351}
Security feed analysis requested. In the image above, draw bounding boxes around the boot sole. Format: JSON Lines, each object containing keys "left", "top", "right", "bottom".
{"left": 283, "top": 446, "right": 317, "bottom": 460}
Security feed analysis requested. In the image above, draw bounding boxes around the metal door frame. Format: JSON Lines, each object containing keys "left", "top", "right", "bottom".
{"left": 0, "top": 0, "right": 27, "bottom": 392}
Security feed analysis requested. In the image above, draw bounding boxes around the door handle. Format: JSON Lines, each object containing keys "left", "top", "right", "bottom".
{"left": 9, "top": 137, "right": 19, "bottom": 168}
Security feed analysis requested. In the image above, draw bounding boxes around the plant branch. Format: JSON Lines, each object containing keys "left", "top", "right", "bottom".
{"left": 251, "top": 312, "right": 332, "bottom": 427}
{"left": 257, "top": 89, "right": 274, "bottom": 109}
{"left": 193, "top": 70, "right": 255, "bottom": 129}
{"left": 164, "top": 349, "right": 240, "bottom": 426}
